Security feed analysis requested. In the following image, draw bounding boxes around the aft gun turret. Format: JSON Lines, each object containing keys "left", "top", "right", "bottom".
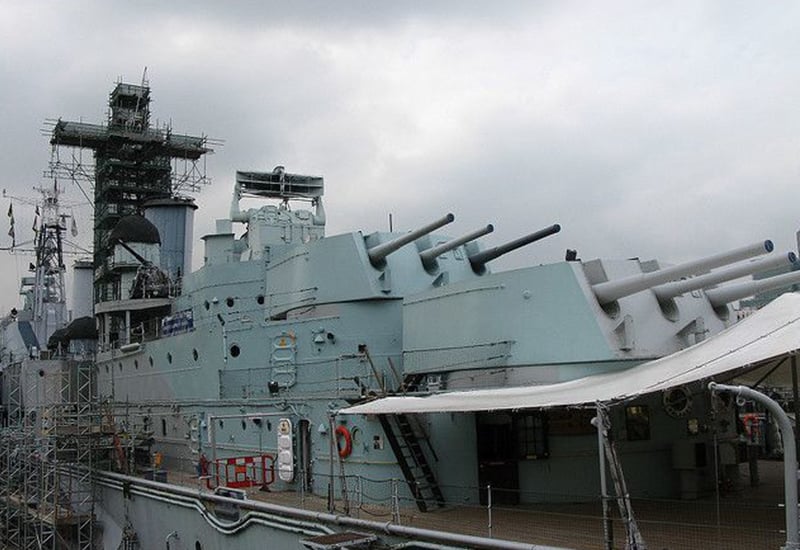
{"left": 468, "top": 223, "right": 561, "bottom": 272}
{"left": 651, "top": 252, "right": 797, "bottom": 302}
{"left": 367, "top": 213, "right": 455, "bottom": 267}
{"left": 592, "top": 240, "right": 774, "bottom": 305}
{"left": 419, "top": 224, "right": 494, "bottom": 270}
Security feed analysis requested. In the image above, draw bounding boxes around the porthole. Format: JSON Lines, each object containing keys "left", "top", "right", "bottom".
{"left": 204, "top": 300, "right": 210, "bottom": 311}
{"left": 167, "top": 352, "right": 173, "bottom": 364}
{"left": 241, "top": 419, "right": 247, "bottom": 431}
{"left": 192, "top": 349, "right": 199, "bottom": 361}
{"left": 149, "top": 356, "right": 154, "bottom": 367}
{"left": 256, "top": 294, "right": 265, "bottom": 305}
{"left": 229, "top": 344, "right": 240, "bottom": 358}
{"left": 226, "top": 297, "right": 235, "bottom": 308}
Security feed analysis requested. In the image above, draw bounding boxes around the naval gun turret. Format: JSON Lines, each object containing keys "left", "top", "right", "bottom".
{"left": 591, "top": 240, "right": 774, "bottom": 305}
{"left": 705, "top": 266, "right": 800, "bottom": 308}
{"left": 651, "top": 252, "right": 797, "bottom": 302}
{"left": 367, "top": 213, "right": 455, "bottom": 267}
{"left": 467, "top": 223, "right": 561, "bottom": 273}
{"left": 419, "top": 224, "right": 494, "bottom": 271}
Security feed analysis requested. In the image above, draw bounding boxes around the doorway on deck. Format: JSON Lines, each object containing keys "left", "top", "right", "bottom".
{"left": 476, "top": 410, "right": 549, "bottom": 505}
{"left": 476, "top": 411, "right": 519, "bottom": 505}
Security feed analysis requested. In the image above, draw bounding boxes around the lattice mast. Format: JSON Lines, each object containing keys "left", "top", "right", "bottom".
{"left": 31, "top": 180, "right": 68, "bottom": 347}
{"left": 48, "top": 76, "right": 213, "bottom": 304}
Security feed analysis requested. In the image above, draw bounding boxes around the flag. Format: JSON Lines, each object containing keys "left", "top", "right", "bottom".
{"left": 7, "top": 202, "right": 14, "bottom": 246}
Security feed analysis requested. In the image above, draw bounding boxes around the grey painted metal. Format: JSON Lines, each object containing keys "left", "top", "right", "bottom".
{"left": 705, "top": 268, "right": 800, "bottom": 308}
{"left": 709, "top": 382, "right": 799, "bottom": 550}
{"left": 652, "top": 252, "right": 797, "bottom": 301}
{"left": 367, "top": 213, "right": 455, "bottom": 265}
{"left": 468, "top": 223, "right": 561, "bottom": 269}
{"left": 419, "top": 224, "right": 494, "bottom": 268}
{"left": 98, "top": 471, "right": 568, "bottom": 550}
{"left": 592, "top": 240, "right": 774, "bottom": 304}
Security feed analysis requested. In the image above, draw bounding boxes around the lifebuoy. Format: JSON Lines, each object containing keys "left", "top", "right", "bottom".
{"left": 335, "top": 425, "right": 353, "bottom": 458}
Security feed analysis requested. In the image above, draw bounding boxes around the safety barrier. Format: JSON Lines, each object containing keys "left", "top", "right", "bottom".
{"left": 212, "top": 454, "right": 276, "bottom": 489}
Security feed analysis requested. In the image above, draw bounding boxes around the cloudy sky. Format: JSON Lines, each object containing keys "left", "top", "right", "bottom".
{"left": 1, "top": 1, "right": 799, "bottom": 313}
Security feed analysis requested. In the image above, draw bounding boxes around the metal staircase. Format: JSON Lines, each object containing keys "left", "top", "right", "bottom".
{"left": 378, "top": 413, "right": 445, "bottom": 512}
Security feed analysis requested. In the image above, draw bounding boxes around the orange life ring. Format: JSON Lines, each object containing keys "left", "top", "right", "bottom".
{"left": 335, "top": 425, "right": 353, "bottom": 458}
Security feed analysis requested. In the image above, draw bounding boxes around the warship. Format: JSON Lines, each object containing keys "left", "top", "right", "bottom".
{"left": 2, "top": 79, "right": 800, "bottom": 550}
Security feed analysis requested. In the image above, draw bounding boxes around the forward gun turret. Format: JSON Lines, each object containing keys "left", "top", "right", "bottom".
{"left": 367, "top": 213, "right": 455, "bottom": 267}
{"left": 419, "top": 224, "right": 494, "bottom": 269}
{"left": 468, "top": 223, "right": 561, "bottom": 271}
{"left": 592, "top": 240, "right": 774, "bottom": 305}
{"left": 705, "top": 267, "right": 800, "bottom": 308}
{"left": 651, "top": 252, "right": 797, "bottom": 302}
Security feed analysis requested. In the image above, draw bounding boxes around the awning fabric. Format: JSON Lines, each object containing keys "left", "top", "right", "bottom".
{"left": 341, "top": 292, "right": 800, "bottom": 415}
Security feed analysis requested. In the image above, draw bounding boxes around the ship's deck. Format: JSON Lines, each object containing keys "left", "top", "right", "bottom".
{"left": 164, "top": 460, "right": 786, "bottom": 549}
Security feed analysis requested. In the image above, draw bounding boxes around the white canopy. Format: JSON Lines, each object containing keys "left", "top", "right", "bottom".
{"left": 341, "top": 292, "right": 800, "bottom": 415}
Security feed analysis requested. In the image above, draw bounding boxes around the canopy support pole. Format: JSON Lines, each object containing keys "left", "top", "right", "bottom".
{"left": 592, "top": 403, "right": 614, "bottom": 550}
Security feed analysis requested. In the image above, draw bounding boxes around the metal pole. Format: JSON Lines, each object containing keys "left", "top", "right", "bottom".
{"left": 328, "top": 415, "right": 335, "bottom": 513}
{"left": 710, "top": 382, "right": 799, "bottom": 550}
{"left": 592, "top": 404, "right": 613, "bottom": 550}
{"left": 209, "top": 415, "right": 217, "bottom": 487}
{"left": 487, "top": 484, "right": 493, "bottom": 538}
{"left": 792, "top": 355, "right": 800, "bottom": 460}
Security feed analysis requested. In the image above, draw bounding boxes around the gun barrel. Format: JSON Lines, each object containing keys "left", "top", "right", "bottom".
{"left": 367, "top": 213, "right": 455, "bottom": 265}
{"left": 705, "top": 267, "right": 800, "bottom": 308}
{"left": 419, "top": 224, "right": 494, "bottom": 266}
{"left": 653, "top": 252, "right": 797, "bottom": 301}
{"left": 592, "top": 240, "right": 774, "bottom": 305}
{"left": 468, "top": 223, "right": 561, "bottom": 268}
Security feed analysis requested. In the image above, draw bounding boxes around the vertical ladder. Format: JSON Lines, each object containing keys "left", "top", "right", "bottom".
{"left": 378, "top": 413, "right": 445, "bottom": 512}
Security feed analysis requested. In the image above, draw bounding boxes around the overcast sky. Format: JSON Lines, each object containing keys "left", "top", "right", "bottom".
{"left": 1, "top": 1, "right": 799, "bottom": 314}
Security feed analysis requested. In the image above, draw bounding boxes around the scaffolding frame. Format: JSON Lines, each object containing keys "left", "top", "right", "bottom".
{"left": 0, "top": 359, "right": 105, "bottom": 549}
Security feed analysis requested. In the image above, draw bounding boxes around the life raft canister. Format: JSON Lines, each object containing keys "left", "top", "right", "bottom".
{"left": 335, "top": 425, "right": 353, "bottom": 458}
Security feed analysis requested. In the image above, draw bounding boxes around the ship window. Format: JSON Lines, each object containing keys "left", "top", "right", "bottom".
{"left": 118, "top": 362, "right": 123, "bottom": 372}
{"left": 105, "top": 365, "right": 109, "bottom": 373}
{"left": 193, "top": 349, "right": 199, "bottom": 361}
{"left": 204, "top": 300, "right": 210, "bottom": 311}
{"left": 241, "top": 419, "right": 247, "bottom": 431}
{"left": 161, "top": 418, "right": 167, "bottom": 436}
{"left": 226, "top": 297, "right": 235, "bottom": 308}
{"left": 256, "top": 294, "right": 265, "bottom": 305}
{"left": 196, "top": 543, "right": 202, "bottom": 550}
{"left": 230, "top": 344, "right": 240, "bottom": 358}
{"left": 514, "top": 412, "right": 549, "bottom": 460}
{"left": 149, "top": 356, "right": 154, "bottom": 367}
{"left": 625, "top": 405, "right": 651, "bottom": 441}
{"left": 134, "top": 360, "right": 139, "bottom": 369}
{"left": 167, "top": 352, "right": 173, "bottom": 364}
